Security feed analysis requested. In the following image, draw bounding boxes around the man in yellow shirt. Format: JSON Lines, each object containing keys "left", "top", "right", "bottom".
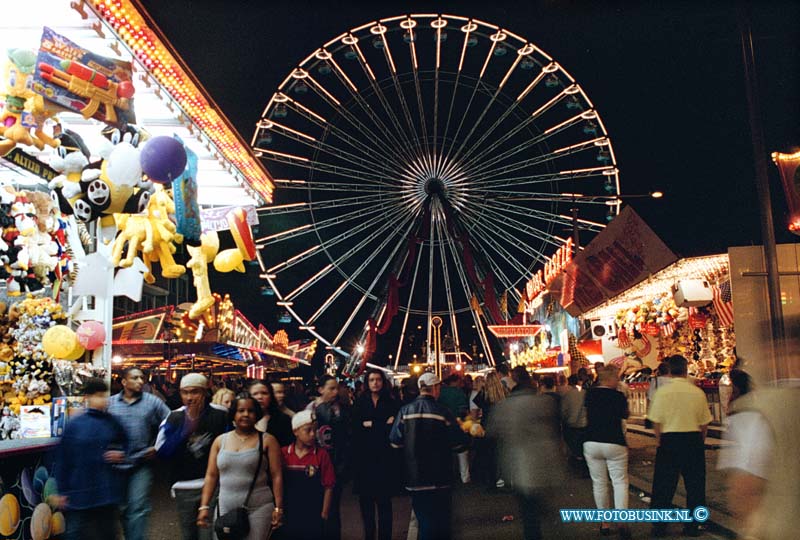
{"left": 647, "top": 355, "right": 712, "bottom": 537}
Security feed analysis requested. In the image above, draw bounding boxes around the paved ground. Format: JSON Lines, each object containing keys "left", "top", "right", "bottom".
{"left": 147, "top": 431, "right": 736, "bottom": 540}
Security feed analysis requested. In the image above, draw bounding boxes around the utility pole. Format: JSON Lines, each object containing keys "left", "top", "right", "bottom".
{"left": 738, "top": 2, "right": 786, "bottom": 380}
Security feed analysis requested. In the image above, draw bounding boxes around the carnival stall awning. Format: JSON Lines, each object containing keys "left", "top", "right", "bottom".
{"left": 0, "top": 0, "right": 273, "bottom": 206}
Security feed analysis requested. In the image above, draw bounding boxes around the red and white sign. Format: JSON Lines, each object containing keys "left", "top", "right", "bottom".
{"left": 559, "top": 207, "right": 677, "bottom": 316}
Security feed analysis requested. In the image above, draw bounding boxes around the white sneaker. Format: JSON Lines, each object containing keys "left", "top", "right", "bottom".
{"left": 496, "top": 479, "right": 505, "bottom": 488}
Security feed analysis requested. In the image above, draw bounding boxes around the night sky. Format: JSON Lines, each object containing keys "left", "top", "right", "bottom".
{"left": 139, "top": 0, "right": 799, "bottom": 356}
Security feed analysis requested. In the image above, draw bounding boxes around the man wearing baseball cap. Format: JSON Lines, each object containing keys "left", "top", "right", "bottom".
{"left": 155, "top": 373, "right": 228, "bottom": 540}
{"left": 390, "top": 372, "right": 470, "bottom": 540}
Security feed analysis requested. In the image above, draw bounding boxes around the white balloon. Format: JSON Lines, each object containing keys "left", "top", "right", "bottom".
{"left": 105, "top": 142, "right": 143, "bottom": 187}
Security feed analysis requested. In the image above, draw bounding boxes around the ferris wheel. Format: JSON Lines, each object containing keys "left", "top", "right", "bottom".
{"left": 251, "top": 14, "right": 621, "bottom": 371}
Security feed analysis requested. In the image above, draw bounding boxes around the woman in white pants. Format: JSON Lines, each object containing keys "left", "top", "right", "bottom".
{"left": 583, "top": 366, "right": 631, "bottom": 539}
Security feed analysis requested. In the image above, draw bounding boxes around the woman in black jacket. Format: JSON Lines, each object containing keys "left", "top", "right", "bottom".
{"left": 352, "top": 368, "right": 400, "bottom": 540}
{"left": 249, "top": 380, "right": 294, "bottom": 447}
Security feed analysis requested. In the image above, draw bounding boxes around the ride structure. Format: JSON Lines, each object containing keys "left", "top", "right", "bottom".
{"left": 251, "top": 14, "right": 621, "bottom": 375}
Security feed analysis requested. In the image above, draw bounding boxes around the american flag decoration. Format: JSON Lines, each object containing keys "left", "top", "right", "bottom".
{"left": 661, "top": 320, "right": 677, "bottom": 337}
{"left": 712, "top": 280, "right": 735, "bottom": 327}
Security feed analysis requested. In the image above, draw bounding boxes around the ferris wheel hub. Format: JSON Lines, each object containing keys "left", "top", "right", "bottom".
{"left": 424, "top": 177, "right": 446, "bottom": 197}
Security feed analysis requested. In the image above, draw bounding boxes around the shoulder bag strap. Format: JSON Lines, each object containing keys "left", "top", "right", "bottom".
{"left": 243, "top": 431, "right": 264, "bottom": 509}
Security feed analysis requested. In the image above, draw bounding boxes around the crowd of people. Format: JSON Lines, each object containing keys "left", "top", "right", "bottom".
{"left": 51, "top": 355, "right": 795, "bottom": 540}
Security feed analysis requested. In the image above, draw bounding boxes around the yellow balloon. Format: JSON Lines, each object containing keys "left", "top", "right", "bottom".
{"left": 31, "top": 503, "right": 52, "bottom": 540}
{"left": 213, "top": 248, "right": 245, "bottom": 273}
{"left": 0, "top": 493, "right": 20, "bottom": 536}
{"left": 50, "top": 511, "right": 66, "bottom": 536}
{"left": 42, "top": 326, "right": 79, "bottom": 359}
{"left": 64, "top": 341, "right": 86, "bottom": 361}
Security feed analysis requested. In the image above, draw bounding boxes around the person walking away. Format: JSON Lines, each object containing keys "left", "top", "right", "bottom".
{"left": 250, "top": 380, "right": 294, "bottom": 447}
{"left": 583, "top": 366, "right": 631, "bottom": 539}
{"left": 197, "top": 393, "right": 284, "bottom": 540}
{"left": 352, "top": 369, "right": 400, "bottom": 540}
{"left": 488, "top": 368, "right": 566, "bottom": 540}
{"left": 278, "top": 410, "right": 335, "bottom": 540}
{"left": 438, "top": 374, "right": 471, "bottom": 484}
{"left": 510, "top": 366, "right": 535, "bottom": 393}
{"left": 647, "top": 355, "right": 712, "bottom": 537}
{"left": 390, "top": 373, "right": 470, "bottom": 540}
{"left": 155, "top": 373, "right": 228, "bottom": 540}
{"left": 54, "top": 378, "right": 128, "bottom": 540}
{"left": 306, "top": 375, "right": 352, "bottom": 540}
{"left": 718, "top": 369, "right": 799, "bottom": 540}
{"left": 108, "top": 367, "right": 170, "bottom": 540}
{"left": 471, "top": 371, "right": 508, "bottom": 488}
{"left": 272, "top": 381, "right": 296, "bottom": 417}
{"left": 560, "top": 374, "right": 588, "bottom": 471}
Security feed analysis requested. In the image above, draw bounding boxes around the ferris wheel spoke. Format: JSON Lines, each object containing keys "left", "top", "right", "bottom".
{"left": 258, "top": 148, "right": 406, "bottom": 186}
{"left": 257, "top": 193, "right": 391, "bottom": 215}
{"left": 273, "top": 95, "right": 413, "bottom": 179}
{"left": 436, "top": 217, "right": 461, "bottom": 352}
{"left": 461, "top": 109, "right": 590, "bottom": 178}
{"left": 459, "top": 215, "right": 532, "bottom": 283}
{"left": 443, "top": 216, "right": 496, "bottom": 364}
{"left": 257, "top": 199, "right": 401, "bottom": 246}
{"left": 261, "top": 120, "right": 411, "bottom": 184}
{"left": 404, "top": 28, "right": 431, "bottom": 165}
{"left": 460, "top": 203, "right": 563, "bottom": 251}
{"left": 326, "top": 41, "right": 422, "bottom": 167}
{"left": 273, "top": 179, "right": 387, "bottom": 192}
{"left": 301, "top": 71, "right": 416, "bottom": 169}
{"left": 269, "top": 203, "right": 410, "bottom": 276}
{"left": 464, "top": 166, "right": 617, "bottom": 191}
{"left": 330, "top": 213, "right": 420, "bottom": 345}
{"left": 467, "top": 136, "right": 611, "bottom": 184}
{"left": 343, "top": 42, "right": 426, "bottom": 167}
{"left": 394, "top": 236, "right": 424, "bottom": 370}
{"left": 486, "top": 199, "right": 605, "bottom": 231}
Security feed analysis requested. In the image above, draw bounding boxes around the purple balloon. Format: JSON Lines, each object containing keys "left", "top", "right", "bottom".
{"left": 139, "top": 136, "right": 188, "bottom": 184}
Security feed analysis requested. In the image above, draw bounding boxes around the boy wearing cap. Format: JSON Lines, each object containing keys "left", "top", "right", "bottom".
{"left": 390, "top": 372, "right": 470, "bottom": 540}
{"left": 279, "top": 410, "right": 335, "bottom": 540}
{"left": 155, "top": 373, "right": 228, "bottom": 540}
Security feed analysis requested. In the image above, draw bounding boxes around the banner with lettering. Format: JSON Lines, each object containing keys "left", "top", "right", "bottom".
{"left": 559, "top": 206, "right": 677, "bottom": 316}
{"left": 201, "top": 205, "right": 258, "bottom": 233}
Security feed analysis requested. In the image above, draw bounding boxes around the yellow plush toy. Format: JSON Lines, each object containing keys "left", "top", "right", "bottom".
{"left": 186, "top": 232, "right": 219, "bottom": 320}
{"left": 112, "top": 187, "right": 185, "bottom": 283}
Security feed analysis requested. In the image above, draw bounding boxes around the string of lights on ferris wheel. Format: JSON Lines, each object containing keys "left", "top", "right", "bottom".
{"left": 252, "top": 14, "right": 622, "bottom": 365}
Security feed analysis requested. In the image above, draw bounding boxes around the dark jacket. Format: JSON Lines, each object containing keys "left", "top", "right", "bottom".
{"left": 308, "top": 398, "right": 352, "bottom": 480}
{"left": 54, "top": 408, "right": 128, "bottom": 510}
{"left": 390, "top": 395, "right": 470, "bottom": 490}
{"left": 155, "top": 404, "right": 228, "bottom": 482}
{"left": 352, "top": 392, "right": 401, "bottom": 496}
{"left": 265, "top": 409, "right": 294, "bottom": 448}
{"left": 439, "top": 385, "right": 469, "bottom": 418}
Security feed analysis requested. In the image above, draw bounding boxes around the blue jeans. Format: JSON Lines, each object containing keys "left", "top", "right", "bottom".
{"left": 411, "top": 489, "right": 452, "bottom": 540}
{"left": 174, "top": 487, "right": 215, "bottom": 540}
{"left": 121, "top": 465, "right": 153, "bottom": 540}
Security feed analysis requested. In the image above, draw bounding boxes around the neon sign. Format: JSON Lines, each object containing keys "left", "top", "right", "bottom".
{"left": 526, "top": 238, "right": 573, "bottom": 300}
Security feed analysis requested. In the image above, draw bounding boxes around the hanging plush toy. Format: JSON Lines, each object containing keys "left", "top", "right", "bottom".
{"left": 0, "top": 49, "right": 60, "bottom": 157}
{"left": 186, "top": 232, "right": 219, "bottom": 320}
{"left": 111, "top": 186, "right": 185, "bottom": 283}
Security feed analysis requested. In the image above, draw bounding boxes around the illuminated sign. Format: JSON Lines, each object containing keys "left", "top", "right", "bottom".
{"left": 526, "top": 238, "right": 573, "bottom": 300}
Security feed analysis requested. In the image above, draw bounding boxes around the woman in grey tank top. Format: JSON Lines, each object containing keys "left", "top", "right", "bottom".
{"left": 198, "top": 393, "right": 285, "bottom": 539}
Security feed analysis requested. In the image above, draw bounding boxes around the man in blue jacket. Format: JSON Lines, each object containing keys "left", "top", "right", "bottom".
{"left": 390, "top": 372, "right": 470, "bottom": 540}
{"left": 54, "top": 377, "right": 128, "bottom": 540}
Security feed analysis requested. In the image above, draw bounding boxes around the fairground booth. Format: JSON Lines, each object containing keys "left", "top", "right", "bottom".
{"left": 506, "top": 207, "right": 738, "bottom": 427}
{"left": 0, "top": 1, "right": 275, "bottom": 537}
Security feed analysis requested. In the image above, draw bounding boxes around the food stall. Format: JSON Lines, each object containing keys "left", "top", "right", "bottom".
{"left": 0, "top": 1, "right": 273, "bottom": 537}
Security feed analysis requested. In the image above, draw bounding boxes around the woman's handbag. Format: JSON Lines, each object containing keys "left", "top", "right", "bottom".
{"left": 214, "top": 431, "right": 264, "bottom": 540}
